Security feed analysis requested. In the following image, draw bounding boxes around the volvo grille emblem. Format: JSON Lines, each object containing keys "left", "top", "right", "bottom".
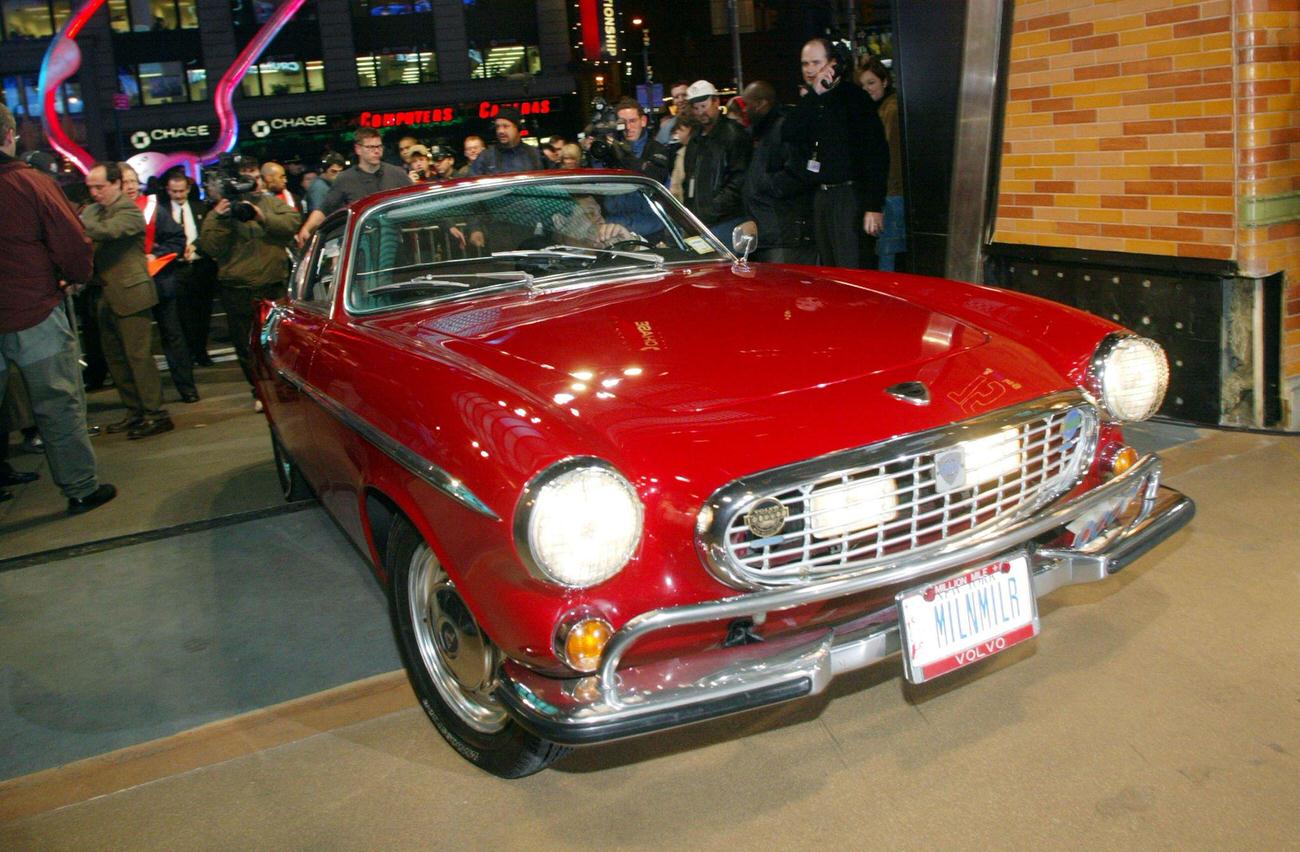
{"left": 745, "top": 498, "right": 788, "bottom": 538}
{"left": 886, "top": 381, "right": 931, "bottom": 405}
{"left": 934, "top": 449, "right": 967, "bottom": 493}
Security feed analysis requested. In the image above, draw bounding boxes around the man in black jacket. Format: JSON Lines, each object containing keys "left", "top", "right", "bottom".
{"left": 682, "top": 80, "right": 752, "bottom": 242}
{"left": 165, "top": 172, "right": 218, "bottom": 368}
{"left": 740, "top": 81, "right": 814, "bottom": 264}
{"left": 783, "top": 38, "right": 889, "bottom": 268}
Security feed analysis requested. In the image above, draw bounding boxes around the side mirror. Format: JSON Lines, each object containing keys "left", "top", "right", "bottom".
{"left": 731, "top": 226, "right": 756, "bottom": 269}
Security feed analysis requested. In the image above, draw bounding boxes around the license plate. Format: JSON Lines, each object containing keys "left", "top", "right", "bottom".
{"left": 896, "top": 554, "right": 1039, "bottom": 684}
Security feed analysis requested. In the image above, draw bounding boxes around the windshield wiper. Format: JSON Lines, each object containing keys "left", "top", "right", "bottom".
{"left": 367, "top": 270, "right": 535, "bottom": 296}
{"left": 493, "top": 244, "right": 665, "bottom": 270}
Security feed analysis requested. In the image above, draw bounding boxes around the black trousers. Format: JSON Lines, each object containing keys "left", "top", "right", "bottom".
{"left": 178, "top": 257, "right": 218, "bottom": 360}
{"left": 813, "top": 183, "right": 865, "bottom": 269}
{"left": 753, "top": 246, "right": 817, "bottom": 264}
{"left": 76, "top": 288, "right": 109, "bottom": 389}
{"left": 219, "top": 281, "right": 284, "bottom": 390}
{"left": 153, "top": 272, "right": 196, "bottom": 397}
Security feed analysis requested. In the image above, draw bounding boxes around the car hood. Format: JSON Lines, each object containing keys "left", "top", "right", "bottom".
{"left": 419, "top": 263, "right": 991, "bottom": 416}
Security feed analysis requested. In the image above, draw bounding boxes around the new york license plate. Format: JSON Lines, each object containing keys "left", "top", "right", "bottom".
{"left": 896, "top": 554, "right": 1039, "bottom": 684}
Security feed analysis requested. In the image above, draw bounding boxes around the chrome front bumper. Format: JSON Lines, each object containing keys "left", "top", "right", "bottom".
{"left": 497, "top": 456, "right": 1194, "bottom": 746}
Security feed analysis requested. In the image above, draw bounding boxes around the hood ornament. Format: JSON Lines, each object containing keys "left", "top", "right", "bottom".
{"left": 886, "top": 381, "right": 931, "bottom": 406}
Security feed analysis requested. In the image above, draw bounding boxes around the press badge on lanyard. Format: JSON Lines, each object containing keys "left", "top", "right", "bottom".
{"left": 806, "top": 141, "right": 821, "bottom": 174}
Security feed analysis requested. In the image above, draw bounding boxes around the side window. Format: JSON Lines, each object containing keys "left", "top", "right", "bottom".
{"left": 296, "top": 224, "right": 345, "bottom": 310}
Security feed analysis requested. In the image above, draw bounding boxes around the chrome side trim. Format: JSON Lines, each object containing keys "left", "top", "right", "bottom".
{"left": 497, "top": 474, "right": 1193, "bottom": 746}
{"left": 273, "top": 365, "right": 498, "bottom": 519}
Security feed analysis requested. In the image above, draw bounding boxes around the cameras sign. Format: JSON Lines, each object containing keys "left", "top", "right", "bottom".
{"left": 129, "top": 125, "right": 212, "bottom": 150}
{"left": 249, "top": 115, "right": 328, "bottom": 138}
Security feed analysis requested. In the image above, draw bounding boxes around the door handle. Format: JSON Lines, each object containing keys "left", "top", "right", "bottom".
{"left": 260, "top": 304, "right": 286, "bottom": 352}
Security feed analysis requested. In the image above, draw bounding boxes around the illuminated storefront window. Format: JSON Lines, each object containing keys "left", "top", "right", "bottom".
{"left": 463, "top": 0, "right": 539, "bottom": 79}
{"left": 242, "top": 60, "right": 325, "bottom": 96}
{"left": 233, "top": 0, "right": 325, "bottom": 96}
{"left": 2, "top": 72, "right": 81, "bottom": 116}
{"left": 351, "top": 0, "right": 438, "bottom": 87}
{"left": 105, "top": 0, "right": 198, "bottom": 33}
{"left": 118, "top": 59, "right": 207, "bottom": 106}
{"left": 356, "top": 51, "right": 437, "bottom": 87}
{"left": 353, "top": 0, "right": 431, "bottom": 14}
{"left": 0, "top": 0, "right": 71, "bottom": 40}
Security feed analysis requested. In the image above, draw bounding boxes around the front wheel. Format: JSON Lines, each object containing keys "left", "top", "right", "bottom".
{"left": 387, "top": 518, "right": 569, "bottom": 778}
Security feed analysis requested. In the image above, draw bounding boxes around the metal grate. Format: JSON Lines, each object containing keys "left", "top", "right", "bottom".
{"left": 712, "top": 400, "right": 1098, "bottom": 587}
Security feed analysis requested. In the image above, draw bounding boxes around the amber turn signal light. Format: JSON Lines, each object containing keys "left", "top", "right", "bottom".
{"left": 558, "top": 616, "right": 613, "bottom": 673}
{"left": 1109, "top": 445, "right": 1139, "bottom": 476}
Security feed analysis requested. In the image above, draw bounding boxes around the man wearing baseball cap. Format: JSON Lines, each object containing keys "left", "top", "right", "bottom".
{"left": 469, "top": 106, "right": 543, "bottom": 175}
{"left": 681, "top": 79, "right": 752, "bottom": 242}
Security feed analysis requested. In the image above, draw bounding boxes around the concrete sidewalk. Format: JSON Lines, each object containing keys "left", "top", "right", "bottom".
{"left": 0, "top": 361, "right": 282, "bottom": 561}
{"left": 1, "top": 428, "right": 1296, "bottom": 848}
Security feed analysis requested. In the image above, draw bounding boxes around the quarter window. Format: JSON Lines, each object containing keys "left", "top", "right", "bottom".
{"left": 298, "top": 224, "right": 346, "bottom": 310}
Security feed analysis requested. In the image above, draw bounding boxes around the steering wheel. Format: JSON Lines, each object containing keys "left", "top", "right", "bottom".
{"left": 606, "top": 238, "right": 656, "bottom": 251}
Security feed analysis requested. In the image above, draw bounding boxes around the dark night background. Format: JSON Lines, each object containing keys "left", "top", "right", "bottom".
{"left": 607, "top": 0, "right": 894, "bottom": 104}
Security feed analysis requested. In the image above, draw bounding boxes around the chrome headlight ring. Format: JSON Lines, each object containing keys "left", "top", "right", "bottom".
{"left": 513, "top": 456, "right": 644, "bottom": 589}
{"left": 1090, "top": 333, "right": 1170, "bottom": 422}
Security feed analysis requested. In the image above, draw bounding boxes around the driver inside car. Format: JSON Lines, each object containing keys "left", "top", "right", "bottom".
{"left": 553, "top": 195, "right": 642, "bottom": 249}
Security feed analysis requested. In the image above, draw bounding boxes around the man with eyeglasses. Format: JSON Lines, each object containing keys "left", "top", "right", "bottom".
{"left": 455, "top": 135, "right": 485, "bottom": 177}
{"left": 297, "top": 127, "right": 409, "bottom": 247}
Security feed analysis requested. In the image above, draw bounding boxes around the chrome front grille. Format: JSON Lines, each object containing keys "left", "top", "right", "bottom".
{"left": 697, "top": 392, "right": 1099, "bottom": 589}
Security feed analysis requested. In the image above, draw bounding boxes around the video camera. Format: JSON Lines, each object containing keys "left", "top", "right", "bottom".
{"left": 582, "top": 97, "right": 627, "bottom": 164}
{"left": 213, "top": 153, "right": 259, "bottom": 222}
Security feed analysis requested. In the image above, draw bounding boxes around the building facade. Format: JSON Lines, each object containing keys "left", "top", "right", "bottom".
{"left": 1, "top": 0, "right": 577, "bottom": 166}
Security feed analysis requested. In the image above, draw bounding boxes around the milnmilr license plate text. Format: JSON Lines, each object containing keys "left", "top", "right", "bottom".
{"left": 896, "top": 554, "right": 1040, "bottom": 684}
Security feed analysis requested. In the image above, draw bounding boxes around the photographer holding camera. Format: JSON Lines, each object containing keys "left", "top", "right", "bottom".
{"left": 582, "top": 98, "right": 673, "bottom": 186}
{"left": 198, "top": 154, "right": 301, "bottom": 409}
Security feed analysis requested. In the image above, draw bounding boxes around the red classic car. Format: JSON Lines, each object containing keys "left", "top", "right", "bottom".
{"left": 255, "top": 171, "right": 1193, "bottom": 777}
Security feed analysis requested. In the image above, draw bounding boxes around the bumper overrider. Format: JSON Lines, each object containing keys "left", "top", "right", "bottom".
{"left": 496, "top": 455, "right": 1193, "bottom": 746}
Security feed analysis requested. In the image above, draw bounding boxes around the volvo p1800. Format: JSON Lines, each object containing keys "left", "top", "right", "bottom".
{"left": 254, "top": 172, "right": 1193, "bottom": 777}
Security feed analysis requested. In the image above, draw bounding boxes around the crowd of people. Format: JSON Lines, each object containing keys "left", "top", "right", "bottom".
{"left": 0, "top": 38, "right": 903, "bottom": 515}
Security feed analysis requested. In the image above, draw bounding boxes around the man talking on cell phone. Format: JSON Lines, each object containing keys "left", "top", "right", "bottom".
{"left": 783, "top": 37, "right": 889, "bottom": 269}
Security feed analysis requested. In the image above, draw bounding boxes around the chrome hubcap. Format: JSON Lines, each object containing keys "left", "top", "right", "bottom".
{"left": 407, "top": 543, "right": 506, "bottom": 733}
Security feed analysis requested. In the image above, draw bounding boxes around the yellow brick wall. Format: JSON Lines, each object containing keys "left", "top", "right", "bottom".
{"left": 994, "top": 0, "right": 1300, "bottom": 386}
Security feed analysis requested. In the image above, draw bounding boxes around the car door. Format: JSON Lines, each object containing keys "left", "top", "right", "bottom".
{"left": 262, "top": 219, "right": 346, "bottom": 490}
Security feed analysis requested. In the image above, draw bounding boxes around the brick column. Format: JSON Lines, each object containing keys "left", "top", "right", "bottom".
{"left": 1234, "top": 2, "right": 1300, "bottom": 417}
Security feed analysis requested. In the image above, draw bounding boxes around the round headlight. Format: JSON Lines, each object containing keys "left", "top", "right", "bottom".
{"left": 514, "top": 458, "right": 643, "bottom": 588}
{"left": 1093, "top": 335, "right": 1169, "bottom": 422}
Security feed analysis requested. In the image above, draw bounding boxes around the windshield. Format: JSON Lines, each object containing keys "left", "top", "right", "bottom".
{"left": 346, "top": 176, "right": 729, "bottom": 313}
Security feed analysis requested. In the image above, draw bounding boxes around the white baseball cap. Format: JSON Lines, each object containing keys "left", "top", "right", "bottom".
{"left": 686, "top": 80, "right": 719, "bottom": 102}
